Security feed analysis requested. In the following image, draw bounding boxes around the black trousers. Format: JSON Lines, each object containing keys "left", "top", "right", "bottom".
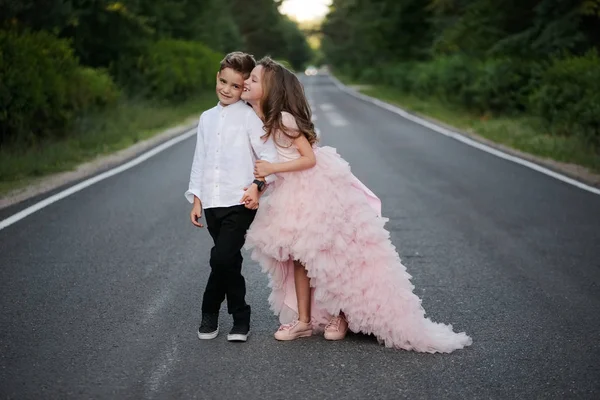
{"left": 202, "top": 205, "right": 256, "bottom": 321}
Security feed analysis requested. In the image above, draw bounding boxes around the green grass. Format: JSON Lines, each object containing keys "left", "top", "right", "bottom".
{"left": 0, "top": 94, "right": 216, "bottom": 196}
{"left": 338, "top": 76, "right": 600, "bottom": 174}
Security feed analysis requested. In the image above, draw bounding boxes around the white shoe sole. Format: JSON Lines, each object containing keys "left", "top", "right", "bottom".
{"left": 197, "top": 326, "right": 219, "bottom": 340}
{"left": 227, "top": 332, "right": 249, "bottom": 342}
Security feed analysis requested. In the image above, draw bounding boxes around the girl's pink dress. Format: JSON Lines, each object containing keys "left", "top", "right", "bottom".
{"left": 245, "top": 113, "right": 472, "bottom": 353}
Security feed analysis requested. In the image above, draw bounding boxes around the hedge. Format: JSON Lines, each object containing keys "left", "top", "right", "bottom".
{"left": 131, "top": 39, "right": 221, "bottom": 102}
{"left": 0, "top": 30, "right": 120, "bottom": 145}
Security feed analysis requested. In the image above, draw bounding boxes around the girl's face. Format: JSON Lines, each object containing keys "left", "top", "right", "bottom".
{"left": 242, "top": 65, "right": 264, "bottom": 106}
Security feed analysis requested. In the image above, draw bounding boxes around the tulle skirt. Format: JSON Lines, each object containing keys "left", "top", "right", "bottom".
{"left": 245, "top": 146, "right": 472, "bottom": 353}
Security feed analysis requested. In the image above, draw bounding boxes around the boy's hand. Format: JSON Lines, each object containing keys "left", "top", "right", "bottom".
{"left": 190, "top": 198, "right": 204, "bottom": 227}
{"left": 254, "top": 160, "right": 274, "bottom": 178}
{"left": 240, "top": 184, "right": 260, "bottom": 210}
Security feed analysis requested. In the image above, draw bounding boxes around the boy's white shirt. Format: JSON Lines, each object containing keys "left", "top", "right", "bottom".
{"left": 185, "top": 100, "right": 279, "bottom": 209}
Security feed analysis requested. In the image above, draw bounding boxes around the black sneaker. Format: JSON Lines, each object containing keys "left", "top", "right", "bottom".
{"left": 197, "top": 313, "right": 219, "bottom": 340}
{"left": 227, "top": 322, "right": 250, "bottom": 342}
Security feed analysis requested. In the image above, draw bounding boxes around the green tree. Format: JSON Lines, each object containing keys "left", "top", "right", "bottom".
{"left": 322, "top": 0, "right": 431, "bottom": 68}
{"left": 279, "top": 16, "right": 313, "bottom": 70}
{"left": 232, "top": 0, "right": 312, "bottom": 68}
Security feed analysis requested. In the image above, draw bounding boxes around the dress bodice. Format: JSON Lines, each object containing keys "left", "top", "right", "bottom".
{"left": 274, "top": 111, "right": 302, "bottom": 161}
{"left": 275, "top": 132, "right": 301, "bottom": 161}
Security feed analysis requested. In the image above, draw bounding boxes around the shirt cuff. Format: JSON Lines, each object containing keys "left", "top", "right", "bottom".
{"left": 264, "top": 174, "right": 277, "bottom": 185}
{"left": 184, "top": 188, "right": 202, "bottom": 204}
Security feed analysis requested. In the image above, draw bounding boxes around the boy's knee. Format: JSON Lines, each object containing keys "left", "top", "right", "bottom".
{"left": 210, "top": 251, "right": 238, "bottom": 270}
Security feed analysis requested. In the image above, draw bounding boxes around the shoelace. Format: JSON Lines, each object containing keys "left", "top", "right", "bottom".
{"left": 326, "top": 316, "right": 342, "bottom": 331}
{"left": 278, "top": 320, "right": 299, "bottom": 331}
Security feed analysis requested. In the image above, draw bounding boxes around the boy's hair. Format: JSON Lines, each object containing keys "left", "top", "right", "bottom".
{"left": 257, "top": 57, "right": 318, "bottom": 146}
{"left": 219, "top": 52, "right": 256, "bottom": 79}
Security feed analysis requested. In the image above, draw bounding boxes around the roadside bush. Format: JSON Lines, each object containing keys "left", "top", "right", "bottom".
{"left": 381, "top": 57, "right": 541, "bottom": 116}
{"left": 380, "top": 63, "right": 414, "bottom": 92}
{"left": 133, "top": 39, "right": 221, "bottom": 102}
{"left": 70, "top": 67, "right": 121, "bottom": 112}
{"left": 336, "top": 64, "right": 364, "bottom": 81}
{"left": 359, "top": 67, "right": 383, "bottom": 83}
{"left": 407, "top": 61, "right": 442, "bottom": 98}
{"left": 468, "top": 59, "right": 541, "bottom": 114}
{"left": 428, "top": 55, "right": 477, "bottom": 105}
{"left": 0, "top": 30, "right": 121, "bottom": 145}
{"left": 530, "top": 51, "right": 600, "bottom": 146}
{"left": 0, "top": 29, "right": 79, "bottom": 144}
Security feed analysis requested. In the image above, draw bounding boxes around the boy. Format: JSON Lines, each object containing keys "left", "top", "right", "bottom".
{"left": 185, "top": 52, "right": 278, "bottom": 342}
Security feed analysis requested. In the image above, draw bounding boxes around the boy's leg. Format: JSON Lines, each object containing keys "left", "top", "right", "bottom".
{"left": 201, "top": 208, "right": 227, "bottom": 315}
{"left": 210, "top": 205, "right": 257, "bottom": 320}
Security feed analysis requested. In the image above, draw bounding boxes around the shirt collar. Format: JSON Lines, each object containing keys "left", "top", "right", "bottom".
{"left": 217, "top": 100, "right": 243, "bottom": 114}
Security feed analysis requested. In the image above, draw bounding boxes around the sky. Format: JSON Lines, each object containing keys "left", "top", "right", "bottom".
{"left": 279, "top": 0, "right": 332, "bottom": 22}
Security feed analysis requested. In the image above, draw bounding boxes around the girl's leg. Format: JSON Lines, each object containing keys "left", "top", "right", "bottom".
{"left": 273, "top": 260, "right": 313, "bottom": 341}
{"left": 294, "top": 260, "right": 311, "bottom": 323}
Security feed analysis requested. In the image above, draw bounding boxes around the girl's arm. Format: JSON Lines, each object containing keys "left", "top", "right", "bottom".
{"left": 254, "top": 112, "right": 316, "bottom": 177}
{"left": 255, "top": 134, "right": 315, "bottom": 177}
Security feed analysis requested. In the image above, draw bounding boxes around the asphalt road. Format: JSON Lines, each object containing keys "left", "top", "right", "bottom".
{"left": 1, "top": 74, "right": 599, "bottom": 399}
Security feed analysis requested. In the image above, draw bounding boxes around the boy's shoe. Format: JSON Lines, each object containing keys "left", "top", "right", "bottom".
{"left": 324, "top": 315, "right": 348, "bottom": 341}
{"left": 227, "top": 321, "right": 250, "bottom": 342}
{"left": 274, "top": 319, "right": 312, "bottom": 341}
{"left": 197, "top": 313, "right": 219, "bottom": 340}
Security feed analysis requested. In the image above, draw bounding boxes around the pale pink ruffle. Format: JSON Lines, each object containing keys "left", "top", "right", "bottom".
{"left": 245, "top": 146, "right": 472, "bottom": 353}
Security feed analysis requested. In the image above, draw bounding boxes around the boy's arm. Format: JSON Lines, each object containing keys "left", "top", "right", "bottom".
{"left": 246, "top": 111, "right": 278, "bottom": 185}
{"left": 184, "top": 114, "right": 205, "bottom": 204}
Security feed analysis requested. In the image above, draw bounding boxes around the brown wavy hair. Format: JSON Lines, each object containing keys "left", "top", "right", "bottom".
{"left": 257, "top": 57, "right": 318, "bottom": 146}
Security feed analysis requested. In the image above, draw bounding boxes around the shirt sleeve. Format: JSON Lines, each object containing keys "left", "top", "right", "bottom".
{"left": 184, "top": 114, "right": 205, "bottom": 203}
{"left": 246, "top": 110, "right": 279, "bottom": 185}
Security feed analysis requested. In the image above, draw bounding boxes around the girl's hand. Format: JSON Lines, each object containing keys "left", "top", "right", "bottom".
{"left": 254, "top": 160, "right": 275, "bottom": 178}
{"left": 240, "top": 185, "right": 260, "bottom": 209}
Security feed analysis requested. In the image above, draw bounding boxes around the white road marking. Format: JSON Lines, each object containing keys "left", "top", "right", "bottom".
{"left": 145, "top": 336, "right": 179, "bottom": 398}
{"left": 0, "top": 129, "right": 197, "bottom": 231}
{"left": 325, "top": 111, "right": 348, "bottom": 127}
{"left": 142, "top": 288, "right": 172, "bottom": 325}
{"left": 328, "top": 75, "right": 600, "bottom": 196}
{"left": 317, "top": 103, "right": 348, "bottom": 127}
{"left": 4, "top": 72, "right": 597, "bottom": 233}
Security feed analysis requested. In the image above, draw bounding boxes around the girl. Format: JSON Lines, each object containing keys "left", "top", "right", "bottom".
{"left": 241, "top": 58, "right": 472, "bottom": 353}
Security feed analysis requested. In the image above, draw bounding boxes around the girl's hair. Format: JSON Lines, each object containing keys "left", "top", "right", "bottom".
{"left": 257, "top": 57, "right": 318, "bottom": 146}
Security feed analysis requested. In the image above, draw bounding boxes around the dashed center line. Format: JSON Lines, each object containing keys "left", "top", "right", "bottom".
{"left": 318, "top": 103, "right": 348, "bottom": 127}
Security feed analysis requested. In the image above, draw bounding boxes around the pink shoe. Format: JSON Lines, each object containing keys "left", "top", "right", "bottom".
{"left": 274, "top": 319, "right": 313, "bottom": 341}
{"left": 324, "top": 315, "right": 348, "bottom": 341}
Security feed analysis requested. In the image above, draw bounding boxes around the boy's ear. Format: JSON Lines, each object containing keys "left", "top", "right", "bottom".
{"left": 216, "top": 71, "right": 219, "bottom": 80}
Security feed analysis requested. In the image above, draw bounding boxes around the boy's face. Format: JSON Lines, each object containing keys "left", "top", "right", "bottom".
{"left": 216, "top": 67, "right": 244, "bottom": 106}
